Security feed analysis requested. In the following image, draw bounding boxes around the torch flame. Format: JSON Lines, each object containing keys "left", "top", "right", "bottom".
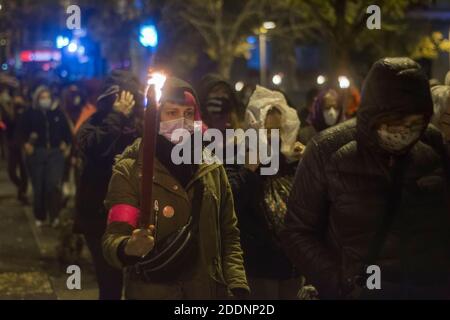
{"left": 147, "top": 72, "right": 167, "bottom": 104}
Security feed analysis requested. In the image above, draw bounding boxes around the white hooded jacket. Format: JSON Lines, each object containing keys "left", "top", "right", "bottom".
{"left": 245, "top": 85, "right": 300, "bottom": 161}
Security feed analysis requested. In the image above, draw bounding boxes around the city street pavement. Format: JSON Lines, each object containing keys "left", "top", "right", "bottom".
{"left": 0, "top": 159, "right": 99, "bottom": 300}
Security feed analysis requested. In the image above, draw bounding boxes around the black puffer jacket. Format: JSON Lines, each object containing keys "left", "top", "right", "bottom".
{"left": 281, "top": 57, "right": 450, "bottom": 299}
{"left": 74, "top": 70, "right": 143, "bottom": 235}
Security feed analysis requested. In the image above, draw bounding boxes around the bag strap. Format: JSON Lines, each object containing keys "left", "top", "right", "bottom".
{"left": 361, "top": 157, "right": 406, "bottom": 276}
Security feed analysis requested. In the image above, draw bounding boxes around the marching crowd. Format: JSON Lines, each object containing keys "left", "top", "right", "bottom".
{"left": 1, "top": 57, "right": 450, "bottom": 300}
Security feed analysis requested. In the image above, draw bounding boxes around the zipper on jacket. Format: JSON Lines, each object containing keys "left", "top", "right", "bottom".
{"left": 153, "top": 200, "right": 159, "bottom": 243}
{"left": 44, "top": 110, "right": 50, "bottom": 149}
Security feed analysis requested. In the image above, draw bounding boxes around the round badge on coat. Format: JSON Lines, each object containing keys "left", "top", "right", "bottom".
{"left": 163, "top": 205, "right": 175, "bottom": 218}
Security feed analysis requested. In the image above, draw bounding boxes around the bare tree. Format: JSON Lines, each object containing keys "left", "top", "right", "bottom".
{"left": 275, "top": 0, "right": 432, "bottom": 78}
{"left": 162, "top": 0, "right": 266, "bottom": 79}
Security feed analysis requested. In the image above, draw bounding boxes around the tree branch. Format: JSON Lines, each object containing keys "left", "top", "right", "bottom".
{"left": 179, "top": 11, "right": 217, "bottom": 47}
{"left": 227, "top": 0, "right": 262, "bottom": 45}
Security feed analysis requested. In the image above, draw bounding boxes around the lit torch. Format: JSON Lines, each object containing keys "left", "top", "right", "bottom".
{"left": 140, "top": 72, "right": 167, "bottom": 230}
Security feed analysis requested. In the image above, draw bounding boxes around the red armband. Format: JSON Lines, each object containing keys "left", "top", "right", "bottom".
{"left": 107, "top": 204, "right": 140, "bottom": 228}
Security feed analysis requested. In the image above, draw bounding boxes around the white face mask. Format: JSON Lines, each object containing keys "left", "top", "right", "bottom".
{"left": 159, "top": 118, "right": 194, "bottom": 142}
{"left": 323, "top": 107, "right": 339, "bottom": 126}
{"left": 39, "top": 98, "right": 52, "bottom": 110}
{"left": 377, "top": 127, "right": 422, "bottom": 152}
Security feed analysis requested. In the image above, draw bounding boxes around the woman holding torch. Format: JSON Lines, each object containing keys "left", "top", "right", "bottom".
{"left": 102, "top": 75, "right": 249, "bottom": 300}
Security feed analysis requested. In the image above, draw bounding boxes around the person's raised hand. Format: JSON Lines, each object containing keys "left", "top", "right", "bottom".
{"left": 113, "top": 90, "right": 135, "bottom": 117}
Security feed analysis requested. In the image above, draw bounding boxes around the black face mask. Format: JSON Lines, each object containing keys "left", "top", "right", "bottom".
{"left": 156, "top": 134, "right": 198, "bottom": 188}
{"left": 206, "top": 97, "right": 231, "bottom": 115}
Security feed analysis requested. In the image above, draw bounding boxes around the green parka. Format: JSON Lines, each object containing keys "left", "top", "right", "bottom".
{"left": 102, "top": 138, "right": 249, "bottom": 299}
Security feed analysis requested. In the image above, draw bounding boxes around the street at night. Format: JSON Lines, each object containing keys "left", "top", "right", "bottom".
{"left": 0, "top": 161, "right": 97, "bottom": 299}
{"left": 2, "top": 1, "right": 450, "bottom": 314}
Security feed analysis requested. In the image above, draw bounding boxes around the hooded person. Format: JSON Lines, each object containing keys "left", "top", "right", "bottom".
{"left": 300, "top": 88, "right": 345, "bottom": 144}
{"left": 197, "top": 74, "right": 245, "bottom": 132}
{"left": 225, "top": 85, "right": 304, "bottom": 299}
{"left": 445, "top": 70, "right": 450, "bottom": 87}
{"left": 17, "top": 85, "right": 72, "bottom": 227}
{"left": 431, "top": 84, "right": 450, "bottom": 143}
{"left": 281, "top": 57, "right": 450, "bottom": 299}
{"left": 101, "top": 76, "right": 249, "bottom": 300}
{"left": 245, "top": 85, "right": 302, "bottom": 162}
{"left": 74, "top": 70, "right": 144, "bottom": 300}
{"left": 61, "top": 84, "right": 88, "bottom": 127}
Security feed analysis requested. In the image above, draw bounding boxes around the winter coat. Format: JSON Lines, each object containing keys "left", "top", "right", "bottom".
{"left": 245, "top": 85, "right": 300, "bottom": 161}
{"left": 226, "top": 86, "right": 300, "bottom": 279}
{"left": 102, "top": 138, "right": 249, "bottom": 298}
{"left": 17, "top": 86, "right": 72, "bottom": 150}
{"left": 0, "top": 98, "right": 28, "bottom": 147}
{"left": 74, "top": 71, "right": 143, "bottom": 235}
{"left": 74, "top": 110, "right": 140, "bottom": 234}
{"left": 281, "top": 57, "right": 450, "bottom": 299}
{"left": 431, "top": 85, "right": 450, "bottom": 129}
{"left": 226, "top": 155, "right": 299, "bottom": 279}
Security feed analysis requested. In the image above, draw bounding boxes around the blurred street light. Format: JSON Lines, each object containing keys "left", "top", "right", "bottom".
{"left": 263, "top": 21, "right": 276, "bottom": 30}
{"left": 235, "top": 81, "right": 244, "bottom": 92}
{"left": 77, "top": 45, "right": 85, "bottom": 56}
{"left": 247, "top": 36, "right": 257, "bottom": 45}
{"left": 68, "top": 42, "right": 78, "bottom": 53}
{"left": 317, "top": 75, "right": 326, "bottom": 85}
{"left": 338, "top": 76, "right": 350, "bottom": 89}
{"left": 56, "top": 36, "right": 70, "bottom": 49}
{"left": 272, "top": 74, "right": 282, "bottom": 86}
{"left": 139, "top": 24, "right": 158, "bottom": 48}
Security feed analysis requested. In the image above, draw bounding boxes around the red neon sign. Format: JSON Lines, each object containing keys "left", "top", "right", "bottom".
{"left": 20, "top": 50, "right": 62, "bottom": 62}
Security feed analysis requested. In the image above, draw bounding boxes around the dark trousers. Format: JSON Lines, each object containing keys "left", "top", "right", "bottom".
{"left": 0, "top": 131, "right": 5, "bottom": 160}
{"left": 7, "top": 145, "right": 28, "bottom": 197}
{"left": 84, "top": 231, "right": 123, "bottom": 300}
{"left": 27, "top": 148, "right": 65, "bottom": 221}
